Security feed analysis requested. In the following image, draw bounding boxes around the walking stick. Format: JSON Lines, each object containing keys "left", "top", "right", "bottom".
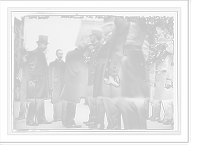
{"left": 33, "top": 80, "right": 37, "bottom": 127}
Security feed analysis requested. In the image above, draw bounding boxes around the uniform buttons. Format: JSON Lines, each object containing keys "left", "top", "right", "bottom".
{"left": 113, "top": 66, "right": 116, "bottom": 69}
{"left": 114, "top": 62, "right": 117, "bottom": 65}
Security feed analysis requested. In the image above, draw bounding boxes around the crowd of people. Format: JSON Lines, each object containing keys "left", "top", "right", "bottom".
{"left": 15, "top": 16, "right": 174, "bottom": 130}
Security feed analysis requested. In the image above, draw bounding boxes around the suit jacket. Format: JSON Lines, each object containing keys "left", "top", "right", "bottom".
{"left": 92, "top": 34, "right": 112, "bottom": 97}
{"left": 60, "top": 48, "right": 84, "bottom": 103}
{"left": 49, "top": 59, "right": 65, "bottom": 103}
{"left": 108, "top": 18, "right": 150, "bottom": 99}
{"left": 154, "top": 51, "right": 174, "bottom": 100}
{"left": 18, "top": 64, "right": 27, "bottom": 102}
{"left": 25, "top": 47, "right": 49, "bottom": 99}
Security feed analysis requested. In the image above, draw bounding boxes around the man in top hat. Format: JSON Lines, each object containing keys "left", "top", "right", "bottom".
{"left": 60, "top": 40, "right": 88, "bottom": 128}
{"left": 16, "top": 51, "right": 28, "bottom": 120}
{"left": 49, "top": 49, "right": 65, "bottom": 122}
{"left": 25, "top": 35, "right": 52, "bottom": 126}
{"left": 84, "top": 28, "right": 102, "bottom": 126}
{"left": 154, "top": 38, "right": 173, "bottom": 124}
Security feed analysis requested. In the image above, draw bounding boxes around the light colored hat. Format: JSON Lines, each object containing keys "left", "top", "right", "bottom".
{"left": 156, "top": 38, "right": 168, "bottom": 47}
{"left": 36, "top": 35, "right": 49, "bottom": 44}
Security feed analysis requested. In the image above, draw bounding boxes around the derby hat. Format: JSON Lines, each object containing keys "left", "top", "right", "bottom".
{"left": 156, "top": 38, "right": 168, "bottom": 47}
{"left": 36, "top": 35, "right": 49, "bottom": 44}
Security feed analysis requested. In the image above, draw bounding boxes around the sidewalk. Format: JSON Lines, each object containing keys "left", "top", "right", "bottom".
{"left": 13, "top": 99, "right": 173, "bottom": 131}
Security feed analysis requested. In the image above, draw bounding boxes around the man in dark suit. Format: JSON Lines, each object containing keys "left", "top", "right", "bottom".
{"left": 84, "top": 28, "right": 102, "bottom": 126}
{"left": 16, "top": 51, "right": 28, "bottom": 120}
{"left": 49, "top": 49, "right": 65, "bottom": 122}
{"left": 60, "top": 41, "right": 88, "bottom": 128}
{"left": 154, "top": 38, "right": 173, "bottom": 124}
{"left": 91, "top": 22, "right": 120, "bottom": 130}
{"left": 104, "top": 18, "right": 150, "bottom": 129}
{"left": 25, "top": 35, "right": 52, "bottom": 126}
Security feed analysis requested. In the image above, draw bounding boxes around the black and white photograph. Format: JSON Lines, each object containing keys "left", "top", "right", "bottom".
{"left": 0, "top": 0, "right": 190, "bottom": 144}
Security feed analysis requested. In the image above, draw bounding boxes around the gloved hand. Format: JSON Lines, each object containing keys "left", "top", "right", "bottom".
{"left": 104, "top": 75, "right": 120, "bottom": 88}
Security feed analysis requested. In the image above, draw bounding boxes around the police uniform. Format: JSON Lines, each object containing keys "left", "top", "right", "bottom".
{"left": 93, "top": 25, "right": 120, "bottom": 130}
{"left": 154, "top": 46, "right": 173, "bottom": 122}
{"left": 103, "top": 18, "right": 150, "bottom": 129}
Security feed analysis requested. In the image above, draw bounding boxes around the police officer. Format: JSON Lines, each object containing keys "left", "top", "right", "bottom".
{"left": 154, "top": 38, "right": 173, "bottom": 124}
{"left": 92, "top": 22, "right": 120, "bottom": 129}
{"left": 107, "top": 18, "right": 149, "bottom": 130}
{"left": 147, "top": 45, "right": 160, "bottom": 121}
{"left": 84, "top": 28, "right": 102, "bottom": 126}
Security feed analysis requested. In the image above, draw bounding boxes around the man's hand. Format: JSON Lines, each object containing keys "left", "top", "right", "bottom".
{"left": 104, "top": 75, "right": 120, "bottom": 88}
{"left": 165, "top": 84, "right": 171, "bottom": 89}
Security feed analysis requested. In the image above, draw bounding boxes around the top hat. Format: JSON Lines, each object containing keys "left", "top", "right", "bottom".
{"left": 156, "top": 38, "right": 168, "bottom": 47}
{"left": 36, "top": 35, "right": 49, "bottom": 44}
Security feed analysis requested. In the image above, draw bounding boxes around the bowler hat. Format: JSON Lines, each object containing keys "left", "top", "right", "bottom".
{"left": 156, "top": 38, "right": 168, "bottom": 47}
{"left": 36, "top": 35, "right": 49, "bottom": 44}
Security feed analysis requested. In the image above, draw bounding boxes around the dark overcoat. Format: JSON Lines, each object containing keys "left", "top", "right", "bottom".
{"left": 18, "top": 63, "right": 27, "bottom": 102}
{"left": 86, "top": 42, "right": 100, "bottom": 97}
{"left": 108, "top": 18, "right": 150, "bottom": 99}
{"left": 154, "top": 51, "right": 174, "bottom": 101}
{"left": 93, "top": 35, "right": 120, "bottom": 97}
{"left": 25, "top": 48, "right": 49, "bottom": 99}
{"left": 49, "top": 59, "right": 65, "bottom": 103}
{"left": 60, "top": 48, "right": 84, "bottom": 103}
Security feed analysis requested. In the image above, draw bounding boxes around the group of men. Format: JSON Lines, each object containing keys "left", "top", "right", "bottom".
{"left": 15, "top": 17, "right": 173, "bottom": 129}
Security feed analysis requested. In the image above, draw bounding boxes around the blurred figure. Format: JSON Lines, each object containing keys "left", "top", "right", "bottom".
{"left": 154, "top": 38, "right": 173, "bottom": 124}
{"left": 25, "top": 35, "right": 52, "bottom": 126}
{"left": 84, "top": 29, "right": 102, "bottom": 126}
{"left": 49, "top": 49, "right": 65, "bottom": 122}
{"left": 60, "top": 40, "right": 88, "bottom": 128}
{"left": 104, "top": 18, "right": 150, "bottom": 129}
{"left": 147, "top": 45, "right": 160, "bottom": 121}
{"left": 16, "top": 49, "right": 28, "bottom": 120}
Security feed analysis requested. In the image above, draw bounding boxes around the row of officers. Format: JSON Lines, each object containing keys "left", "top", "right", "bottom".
{"left": 15, "top": 17, "right": 174, "bottom": 129}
